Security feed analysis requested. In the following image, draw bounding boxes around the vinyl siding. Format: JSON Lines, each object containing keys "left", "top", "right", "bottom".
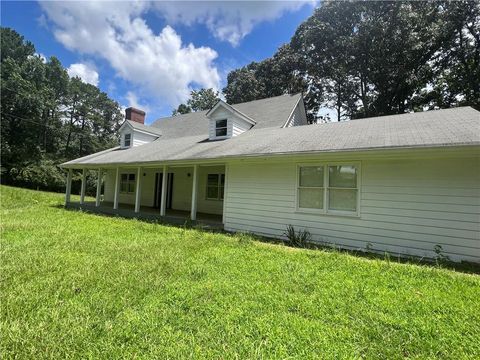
{"left": 285, "top": 100, "right": 307, "bottom": 127}
{"left": 132, "top": 131, "right": 157, "bottom": 147}
{"left": 224, "top": 155, "right": 480, "bottom": 263}
{"left": 103, "top": 166, "right": 224, "bottom": 215}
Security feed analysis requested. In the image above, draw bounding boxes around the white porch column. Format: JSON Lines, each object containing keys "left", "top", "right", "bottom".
{"left": 65, "top": 168, "right": 72, "bottom": 206}
{"left": 191, "top": 164, "right": 198, "bottom": 221}
{"left": 113, "top": 167, "right": 120, "bottom": 210}
{"left": 134, "top": 167, "right": 143, "bottom": 213}
{"left": 222, "top": 164, "right": 228, "bottom": 224}
{"left": 80, "top": 168, "right": 87, "bottom": 204}
{"left": 160, "top": 165, "right": 167, "bottom": 216}
{"left": 95, "top": 168, "right": 102, "bottom": 207}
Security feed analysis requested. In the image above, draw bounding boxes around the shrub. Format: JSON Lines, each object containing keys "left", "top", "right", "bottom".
{"left": 283, "top": 225, "right": 311, "bottom": 248}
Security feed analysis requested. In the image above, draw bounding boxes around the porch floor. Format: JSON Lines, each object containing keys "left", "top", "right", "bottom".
{"left": 66, "top": 201, "right": 223, "bottom": 229}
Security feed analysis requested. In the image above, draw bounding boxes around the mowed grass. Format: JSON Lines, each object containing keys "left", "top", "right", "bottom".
{"left": 1, "top": 186, "right": 479, "bottom": 359}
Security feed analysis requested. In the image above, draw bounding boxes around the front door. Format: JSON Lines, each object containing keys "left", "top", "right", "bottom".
{"left": 154, "top": 172, "right": 174, "bottom": 209}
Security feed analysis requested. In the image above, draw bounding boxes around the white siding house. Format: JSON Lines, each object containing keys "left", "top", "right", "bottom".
{"left": 223, "top": 152, "right": 480, "bottom": 263}
{"left": 61, "top": 94, "right": 480, "bottom": 263}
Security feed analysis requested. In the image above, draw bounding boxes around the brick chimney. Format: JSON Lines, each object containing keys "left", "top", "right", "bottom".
{"left": 125, "top": 107, "right": 146, "bottom": 124}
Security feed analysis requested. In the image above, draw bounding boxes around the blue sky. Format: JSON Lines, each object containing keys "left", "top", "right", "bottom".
{"left": 2, "top": 1, "right": 317, "bottom": 124}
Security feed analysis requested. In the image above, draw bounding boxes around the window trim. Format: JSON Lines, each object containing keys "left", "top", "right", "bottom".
{"left": 214, "top": 118, "right": 228, "bottom": 139}
{"left": 124, "top": 133, "right": 132, "bottom": 147}
{"left": 205, "top": 173, "right": 225, "bottom": 201}
{"left": 120, "top": 172, "right": 136, "bottom": 194}
{"left": 295, "top": 162, "right": 361, "bottom": 217}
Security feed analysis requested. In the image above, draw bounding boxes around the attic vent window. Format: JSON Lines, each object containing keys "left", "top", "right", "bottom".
{"left": 124, "top": 133, "right": 131, "bottom": 147}
{"left": 215, "top": 119, "right": 227, "bottom": 137}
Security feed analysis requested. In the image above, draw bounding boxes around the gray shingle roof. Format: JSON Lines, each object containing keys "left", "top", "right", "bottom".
{"left": 149, "top": 93, "right": 302, "bottom": 138}
{"left": 63, "top": 106, "right": 480, "bottom": 167}
{"left": 125, "top": 120, "right": 163, "bottom": 136}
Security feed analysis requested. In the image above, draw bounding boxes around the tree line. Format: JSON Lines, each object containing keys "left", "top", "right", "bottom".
{"left": 222, "top": 1, "right": 479, "bottom": 122}
{"left": 1, "top": 28, "right": 123, "bottom": 193}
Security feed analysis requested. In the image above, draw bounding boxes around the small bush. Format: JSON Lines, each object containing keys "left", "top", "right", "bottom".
{"left": 284, "top": 225, "right": 311, "bottom": 248}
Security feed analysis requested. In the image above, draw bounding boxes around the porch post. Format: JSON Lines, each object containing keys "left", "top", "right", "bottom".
{"left": 65, "top": 168, "right": 72, "bottom": 206}
{"left": 113, "top": 167, "right": 120, "bottom": 210}
{"left": 134, "top": 167, "right": 142, "bottom": 213}
{"left": 95, "top": 168, "right": 102, "bottom": 207}
{"left": 222, "top": 164, "right": 228, "bottom": 224}
{"left": 191, "top": 164, "right": 198, "bottom": 221}
{"left": 80, "top": 168, "right": 87, "bottom": 204}
{"left": 160, "top": 165, "right": 167, "bottom": 216}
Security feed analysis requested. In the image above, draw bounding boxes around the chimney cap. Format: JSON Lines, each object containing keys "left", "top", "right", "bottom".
{"left": 126, "top": 107, "right": 146, "bottom": 115}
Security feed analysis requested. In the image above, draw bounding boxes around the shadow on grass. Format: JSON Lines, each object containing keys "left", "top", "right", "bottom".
{"left": 53, "top": 204, "right": 224, "bottom": 233}
{"left": 55, "top": 204, "right": 480, "bottom": 275}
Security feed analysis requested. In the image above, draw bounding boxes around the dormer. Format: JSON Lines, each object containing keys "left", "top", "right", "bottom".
{"left": 206, "top": 100, "right": 256, "bottom": 140}
{"left": 118, "top": 107, "right": 162, "bottom": 148}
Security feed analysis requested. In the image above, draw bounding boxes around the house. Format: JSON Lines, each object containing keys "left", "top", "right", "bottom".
{"left": 61, "top": 93, "right": 480, "bottom": 263}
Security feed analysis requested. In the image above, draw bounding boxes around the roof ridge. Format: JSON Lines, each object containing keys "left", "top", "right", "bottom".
{"left": 230, "top": 92, "right": 301, "bottom": 107}
{"left": 150, "top": 93, "right": 301, "bottom": 125}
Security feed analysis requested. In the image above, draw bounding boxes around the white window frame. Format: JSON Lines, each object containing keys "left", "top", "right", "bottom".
{"left": 124, "top": 133, "right": 132, "bottom": 147}
{"left": 206, "top": 173, "right": 225, "bottom": 201}
{"left": 214, "top": 119, "right": 228, "bottom": 139}
{"left": 120, "top": 173, "right": 136, "bottom": 194}
{"left": 295, "top": 162, "right": 361, "bottom": 217}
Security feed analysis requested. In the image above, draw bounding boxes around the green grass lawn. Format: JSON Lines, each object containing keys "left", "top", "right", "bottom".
{"left": 1, "top": 185, "right": 479, "bottom": 359}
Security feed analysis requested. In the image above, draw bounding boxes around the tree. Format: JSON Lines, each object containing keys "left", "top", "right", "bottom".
{"left": 222, "top": 1, "right": 478, "bottom": 122}
{"left": 291, "top": 1, "right": 452, "bottom": 119}
{"left": 223, "top": 45, "right": 319, "bottom": 122}
{"left": 223, "top": 66, "right": 265, "bottom": 104}
{"left": 172, "top": 103, "right": 191, "bottom": 116}
{"left": 424, "top": 1, "right": 480, "bottom": 110}
{"left": 188, "top": 88, "right": 220, "bottom": 111}
{"left": 0, "top": 27, "right": 122, "bottom": 193}
{"left": 172, "top": 88, "right": 220, "bottom": 115}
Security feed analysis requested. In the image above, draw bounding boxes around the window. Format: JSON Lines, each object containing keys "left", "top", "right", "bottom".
{"left": 328, "top": 165, "right": 358, "bottom": 212}
{"left": 215, "top": 119, "right": 228, "bottom": 137}
{"left": 124, "top": 133, "right": 131, "bottom": 147}
{"left": 120, "top": 173, "right": 136, "bottom": 193}
{"left": 206, "top": 174, "right": 225, "bottom": 200}
{"left": 297, "top": 164, "right": 359, "bottom": 215}
{"left": 298, "top": 166, "right": 324, "bottom": 209}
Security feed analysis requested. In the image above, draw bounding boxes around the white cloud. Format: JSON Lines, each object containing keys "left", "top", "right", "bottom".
{"left": 125, "top": 91, "right": 151, "bottom": 114}
{"left": 39, "top": 1, "right": 221, "bottom": 106}
{"left": 35, "top": 53, "right": 47, "bottom": 63}
{"left": 153, "top": 1, "right": 317, "bottom": 46}
{"left": 67, "top": 63, "right": 99, "bottom": 86}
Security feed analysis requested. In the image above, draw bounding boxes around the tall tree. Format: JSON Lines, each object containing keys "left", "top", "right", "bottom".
{"left": 173, "top": 88, "right": 220, "bottom": 115}
{"left": 1, "top": 27, "right": 122, "bottom": 192}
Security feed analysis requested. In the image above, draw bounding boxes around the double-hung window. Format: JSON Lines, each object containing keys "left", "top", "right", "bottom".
{"left": 328, "top": 165, "right": 358, "bottom": 212}
{"left": 297, "top": 164, "right": 359, "bottom": 215}
{"left": 215, "top": 119, "right": 228, "bottom": 137}
{"left": 206, "top": 174, "right": 225, "bottom": 200}
{"left": 120, "top": 173, "right": 136, "bottom": 194}
{"left": 124, "top": 133, "right": 131, "bottom": 147}
{"left": 298, "top": 166, "right": 324, "bottom": 210}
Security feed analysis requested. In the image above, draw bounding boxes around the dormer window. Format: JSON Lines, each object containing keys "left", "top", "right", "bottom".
{"left": 215, "top": 119, "right": 228, "bottom": 137}
{"left": 124, "top": 133, "right": 131, "bottom": 147}
{"left": 206, "top": 100, "right": 256, "bottom": 140}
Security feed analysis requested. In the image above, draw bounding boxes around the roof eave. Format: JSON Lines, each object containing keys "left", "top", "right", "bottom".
{"left": 60, "top": 143, "right": 480, "bottom": 169}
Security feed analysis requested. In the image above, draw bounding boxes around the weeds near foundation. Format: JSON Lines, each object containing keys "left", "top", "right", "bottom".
{"left": 284, "top": 225, "right": 311, "bottom": 248}
{"left": 434, "top": 244, "right": 450, "bottom": 265}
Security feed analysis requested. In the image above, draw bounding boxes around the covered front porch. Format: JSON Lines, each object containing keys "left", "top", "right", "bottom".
{"left": 64, "top": 163, "right": 226, "bottom": 228}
